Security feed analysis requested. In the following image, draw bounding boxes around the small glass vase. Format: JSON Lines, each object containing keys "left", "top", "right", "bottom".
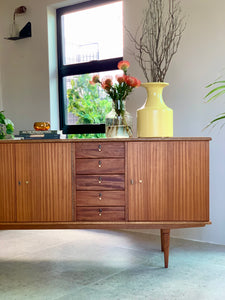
{"left": 105, "top": 100, "right": 133, "bottom": 138}
{"left": 10, "top": 21, "right": 20, "bottom": 38}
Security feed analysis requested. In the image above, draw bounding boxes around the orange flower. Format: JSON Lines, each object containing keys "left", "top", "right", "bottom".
{"left": 89, "top": 63, "right": 140, "bottom": 104}
{"left": 101, "top": 76, "right": 113, "bottom": 90}
{"left": 90, "top": 74, "right": 100, "bottom": 85}
{"left": 118, "top": 60, "right": 130, "bottom": 72}
{"left": 124, "top": 75, "right": 140, "bottom": 87}
{"left": 116, "top": 74, "right": 125, "bottom": 84}
{"left": 136, "top": 79, "right": 141, "bottom": 87}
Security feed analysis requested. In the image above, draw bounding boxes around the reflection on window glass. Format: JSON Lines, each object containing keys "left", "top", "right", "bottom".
{"left": 62, "top": 2, "right": 123, "bottom": 65}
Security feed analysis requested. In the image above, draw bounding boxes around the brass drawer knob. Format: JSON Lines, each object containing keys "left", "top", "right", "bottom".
{"left": 98, "top": 144, "right": 102, "bottom": 152}
{"left": 98, "top": 193, "right": 102, "bottom": 201}
{"left": 98, "top": 208, "right": 103, "bottom": 216}
{"left": 98, "top": 176, "right": 102, "bottom": 184}
{"left": 98, "top": 160, "right": 102, "bottom": 168}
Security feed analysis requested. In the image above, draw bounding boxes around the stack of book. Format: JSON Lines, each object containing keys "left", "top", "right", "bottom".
{"left": 16, "top": 130, "right": 67, "bottom": 140}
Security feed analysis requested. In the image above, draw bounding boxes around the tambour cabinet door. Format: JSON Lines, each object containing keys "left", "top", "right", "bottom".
{"left": 0, "top": 144, "right": 16, "bottom": 222}
{"left": 16, "top": 143, "right": 72, "bottom": 222}
{"left": 128, "top": 142, "right": 168, "bottom": 221}
{"left": 128, "top": 141, "right": 210, "bottom": 222}
{"left": 167, "top": 141, "right": 209, "bottom": 221}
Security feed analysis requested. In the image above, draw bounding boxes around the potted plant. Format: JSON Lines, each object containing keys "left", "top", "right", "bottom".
{"left": 0, "top": 111, "right": 14, "bottom": 139}
{"left": 127, "top": 0, "right": 186, "bottom": 137}
{"left": 204, "top": 79, "right": 225, "bottom": 128}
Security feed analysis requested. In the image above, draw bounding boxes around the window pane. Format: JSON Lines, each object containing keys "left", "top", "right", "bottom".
{"left": 65, "top": 70, "right": 123, "bottom": 125}
{"left": 61, "top": 2, "right": 123, "bottom": 65}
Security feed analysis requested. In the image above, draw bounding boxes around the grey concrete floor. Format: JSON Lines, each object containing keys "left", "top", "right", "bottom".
{"left": 0, "top": 229, "right": 225, "bottom": 300}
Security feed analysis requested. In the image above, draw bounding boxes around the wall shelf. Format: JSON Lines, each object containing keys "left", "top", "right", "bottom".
{"left": 4, "top": 22, "right": 31, "bottom": 40}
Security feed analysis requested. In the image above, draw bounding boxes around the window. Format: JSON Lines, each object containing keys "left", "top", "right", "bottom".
{"left": 57, "top": 0, "right": 123, "bottom": 135}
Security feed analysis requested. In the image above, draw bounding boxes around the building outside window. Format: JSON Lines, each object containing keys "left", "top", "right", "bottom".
{"left": 57, "top": 0, "right": 123, "bottom": 136}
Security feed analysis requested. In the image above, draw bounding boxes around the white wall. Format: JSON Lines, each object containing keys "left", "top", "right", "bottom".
{"left": 0, "top": 70, "right": 3, "bottom": 110}
{"left": 124, "top": 0, "right": 225, "bottom": 245}
{"left": 0, "top": 0, "right": 225, "bottom": 245}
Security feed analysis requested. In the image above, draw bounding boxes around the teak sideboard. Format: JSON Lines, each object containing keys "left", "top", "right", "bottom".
{"left": 0, "top": 138, "right": 211, "bottom": 268}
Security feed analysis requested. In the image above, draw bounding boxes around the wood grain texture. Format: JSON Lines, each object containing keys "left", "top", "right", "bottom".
{"left": 16, "top": 143, "right": 72, "bottom": 222}
{"left": 76, "top": 158, "right": 125, "bottom": 174}
{"left": 128, "top": 142, "right": 168, "bottom": 221}
{"left": 0, "top": 144, "right": 16, "bottom": 222}
{"left": 76, "top": 175, "right": 125, "bottom": 190}
{"left": 125, "top": 142, "right": 129, "bottom": 221}
{"left": 0, "top": 137, "right": 212, "bottom": 146}
{"left": 128, "top": 141, "right": 210, "bottom": 222}
{"left": 167, "top": 141, "right": 209, "bottom": 221}
{"left": 161, "top": 229, "right": 170, "bottom": 268}
{"left": 0, "top": 221, "right": 210, "bottom": 230}
{"left": 76, "top": 206, "right": 125, "bottom": 221}
{"left": 75, "top": 142, "right": 125, "bottom": 158}
{"left": 76, "top": 191, "right": 125, "bottom": 206}
{"left": 72, "top": 143, "right": 76, "bottom": 221}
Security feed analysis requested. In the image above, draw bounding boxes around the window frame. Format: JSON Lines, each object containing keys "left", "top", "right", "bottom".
{"left": 56, "top": 0, "right": 123, "bottom": 134}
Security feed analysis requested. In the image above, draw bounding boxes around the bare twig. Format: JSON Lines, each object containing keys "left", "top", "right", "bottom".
{"left": 126, "top": 0, "right": 186, "bottom": 82}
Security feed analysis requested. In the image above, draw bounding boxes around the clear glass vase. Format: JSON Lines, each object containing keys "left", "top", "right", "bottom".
{"left": 105, "top": 100, "right": 133, "bottom": 138}
{"left": 10, "top": 21, "right": 20, "bottom": 38}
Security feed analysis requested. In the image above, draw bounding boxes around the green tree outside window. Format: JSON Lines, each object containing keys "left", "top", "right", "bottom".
{"left": 67, "top": 74, "right": 112, "bottom": 138}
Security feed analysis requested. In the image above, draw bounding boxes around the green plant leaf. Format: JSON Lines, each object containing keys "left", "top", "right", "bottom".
{"left": 6, "top": 123, "right": 14, "bottom": 134}
{"left": 0, "top": 112, "right": 14, "bottom": 138}
{"left": 205, "top": 80, "right": 225, "bottom": 88}
{"left": 0, "top": 111, "right": 6, "bottom": 124}
{"left": 204, "top": 113, "right": 225, "bottom": 129}
{"left": 204, "top": 86, "right": 225, "bottom": 102}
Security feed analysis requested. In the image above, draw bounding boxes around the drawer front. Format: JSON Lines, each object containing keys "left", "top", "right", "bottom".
{"left": 76, "top": 207, "right": 125, "bottom": 221}
{"left": 76, "top": 158, "right": 125, "bottom": 174}
{"left": 76, "top": 175, "right": 125, "bottom": 190}
{"left": 75, "top": 142, "right": 125, "bottom": 158}
{"left": 76, "top": 191, "right": 125, "bottom": 206}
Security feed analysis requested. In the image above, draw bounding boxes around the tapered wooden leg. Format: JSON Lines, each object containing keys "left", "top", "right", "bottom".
{"left": 161, "top": 229, "right": 170, "bottom": 268}
{"left": 160, "top": 229, "right": 164, "bottom": 252}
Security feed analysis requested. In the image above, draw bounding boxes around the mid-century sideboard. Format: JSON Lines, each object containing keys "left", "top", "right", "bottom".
{"left": 0, "top": 137, "right": 211, "bottom": 267}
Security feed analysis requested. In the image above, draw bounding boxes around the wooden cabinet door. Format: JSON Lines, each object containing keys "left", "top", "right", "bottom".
{"left": 0, "top": 144, "right": 16, "bottom": 222}
{"left": 128, "top": 141, "right": 209, "bottom": 222}
{"left": 16, "top": 143, "right": 72, "bottom": 222}
{"left": 167, "top": 141, "right": 209, "bottom": 221}
{"left": 128, "top": 142, "right": 168, "bottom": 221}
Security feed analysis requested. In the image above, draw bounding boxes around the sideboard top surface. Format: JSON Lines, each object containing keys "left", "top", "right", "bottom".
{"left": 0, "top": 137, "right": 212, "bottom": 144}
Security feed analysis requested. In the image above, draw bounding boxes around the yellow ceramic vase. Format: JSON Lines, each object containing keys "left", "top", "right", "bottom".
{"left": 137, "top": 82, "right": 173, "bottom": 137}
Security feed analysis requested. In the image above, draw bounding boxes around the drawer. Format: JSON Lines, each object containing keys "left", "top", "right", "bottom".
{"left": 75, "top": 142, "right": 125, "bottom": 158}
{"left": 76, "top": 191, "right": 125, "bottom": 206}
{"left": 76, "top": 175, "right": 125, "bottom": 190}
{"left": 76, "top": 158, "right": 125, "bottom": 174}
{"left": 76, "top": 206, "right": 125, "bottom": 221}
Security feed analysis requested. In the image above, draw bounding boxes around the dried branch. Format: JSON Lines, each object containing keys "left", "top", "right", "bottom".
{"left": 126, "top": 0, "right": 186, "bottom": 82}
